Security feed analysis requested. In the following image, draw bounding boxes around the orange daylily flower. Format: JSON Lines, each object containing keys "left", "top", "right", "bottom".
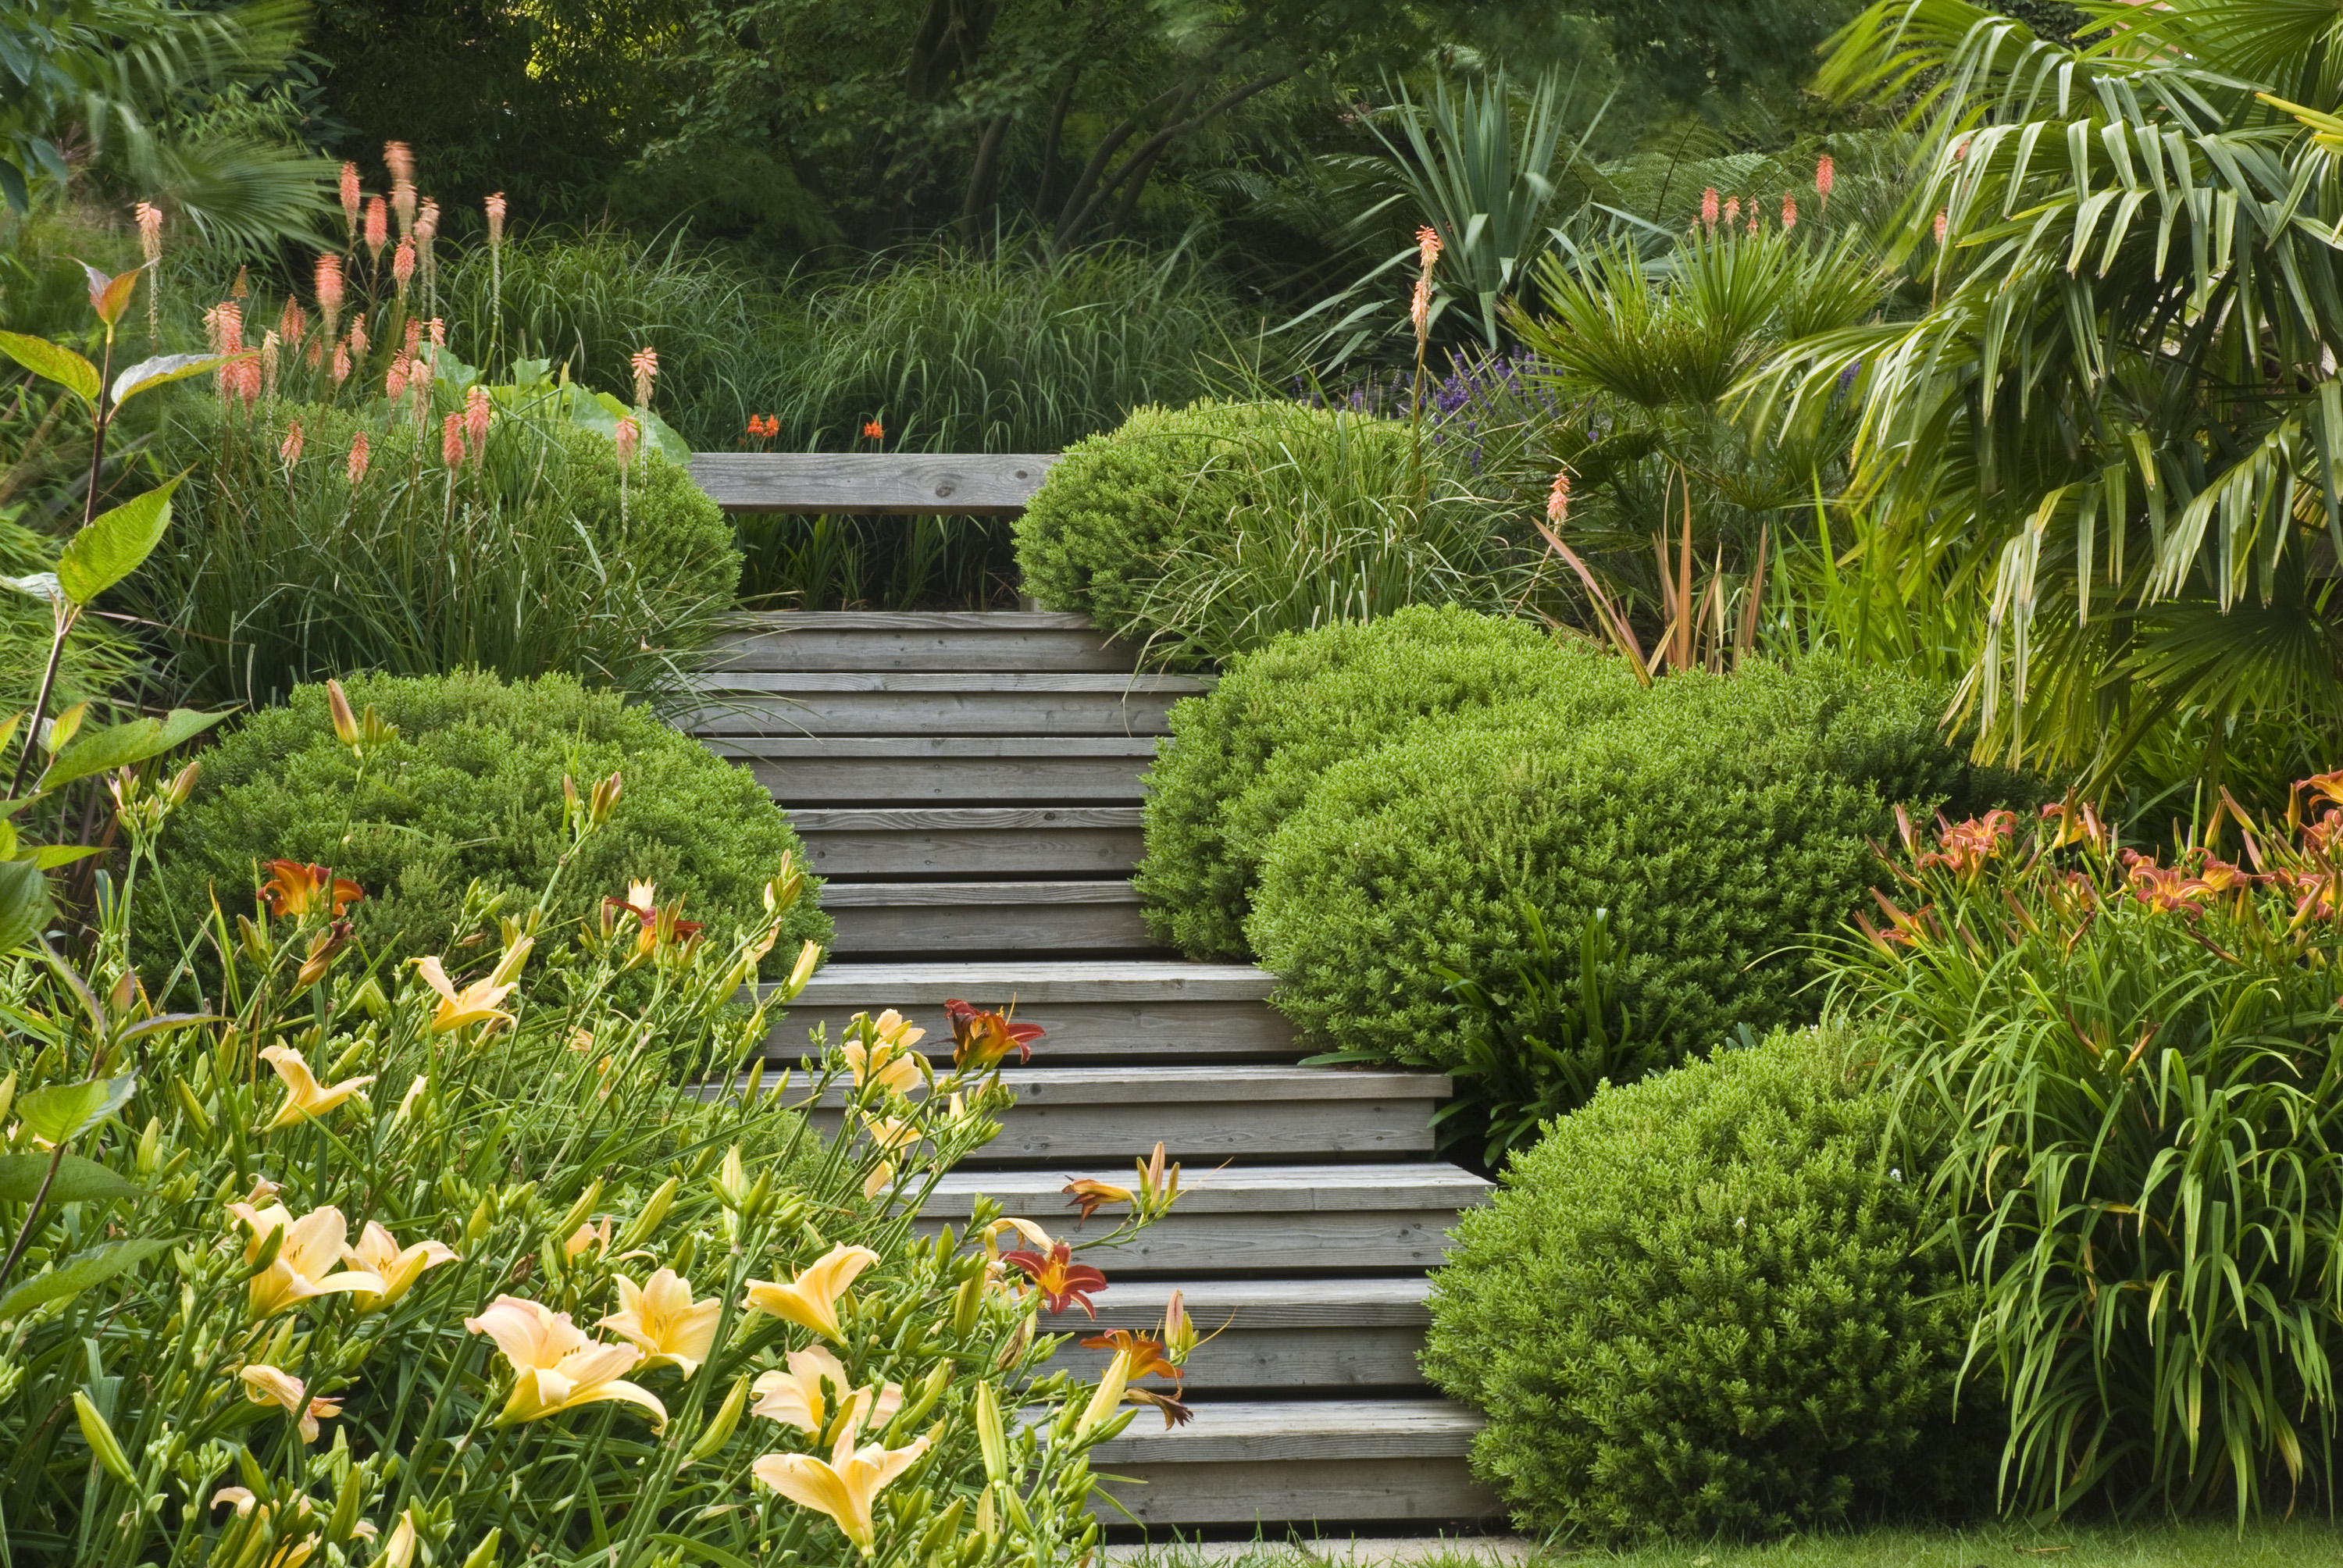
{"left": 944, "top": 998, "right": 1043, "bottom": 1070}
{"left": 1062, "top": 1178, "right": 1134, "bottom": 1223}
{"left": 744, "top": 1242, "right": 880, "bottom": 1345}
{"left": 1003, "top": 1240, "right": 1107, "bottom": 1317}
{"left": 261, "top": 861, "right": 364, "bottom": 918}
{"left": 1079, "top": 1327, "right": 1181, "bottom": 1381}
{"left": 464, "top": 1295, "right": 666, "bottom": 1430}
{"left": 1121, "top": 1384, "right": 1195, "bottom": 1428}
{"left": 603, "top": 878, "right": 704, "bottom": 956}
{"left": 258, "top": 1044, "right": 375, "bottom": 1130}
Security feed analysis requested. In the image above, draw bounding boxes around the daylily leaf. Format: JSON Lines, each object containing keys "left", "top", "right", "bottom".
{"left": 0, "top": 857, "right": 49, "bottom": 955}
{"left": 0, "top": 331, "right": 99, "bottom": 403}
{"left": 16, "top": 1074, "right": 135, "bottom": 1144}
{"left": 0, "top": 1238, "right": 170, "bottom": 1324}
{"left": 110, "top": 352, "right": 234, "bottom": 408}
{"left": 56, "top": 475, "right": 182, "bottom": 606}
{"left": 80, "top": 262, "right": 143, "bottom": 330}
{"left": 0, "top": 1152, "right": 144, "bottom": 1205}
{"left": 41, "top": 707, "right": 228, "bottom": 790}
{"left": 115, "top": 1012, "right": 218, "bottom": 1044}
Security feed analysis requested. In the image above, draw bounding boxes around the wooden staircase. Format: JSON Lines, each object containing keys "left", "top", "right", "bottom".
{"left": 690, "top": 611, "right": 1497, "bottom": 1530}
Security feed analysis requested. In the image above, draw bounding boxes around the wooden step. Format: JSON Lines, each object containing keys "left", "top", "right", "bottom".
{"left": 1089, "top": 1399, "right": 1496, "bottom": 1525}
{"left": 709, "top": 735, "right": 1156, "bottom": 805}
{"left": 712, "top": 611, "right": 1136, "bottom": 673}
{"left": 1049, "top": 1278, "right": 1432, "bottom": 1391}
{"left": 920, "top": 1164, "right": 1490, "bottom": 1275}
{"left": 822, "top": 880, "right": 1154, "bottom": 955}
{"left": 793, "top": 807, "right": 1143, "bottom": 878}
{"left": 682, "top": 672, "right": 1205, "bottom": 737}
{"left": 769, "top": 961, "right": 1299, "bottom": 1064}
{"left": 804, "top": 1066, "right": 1450, "bottom": 1164}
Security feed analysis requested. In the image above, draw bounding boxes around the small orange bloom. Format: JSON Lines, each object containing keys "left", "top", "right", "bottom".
{"left": 945, "top": 999, "right": 1043, "bottom": 1070}
{"left": 861, "top": 419, "right": 885, "bottom": 440}
{"left": 1079, "top": 1327, "right": 1181, "bottom": 1381}
{"left": 1062, "top": 1177, "right": 1134, "bottom": 1223}
{"left": 1003, "top": 1241, "right": 1107, "bottom": 1317}
{"left": 262, "top": 861, "right": 365, "bottom": 919}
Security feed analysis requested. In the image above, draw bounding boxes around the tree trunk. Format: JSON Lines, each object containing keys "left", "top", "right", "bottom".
{"left": 1053, "top": 69, "right": 1287, "bottom": 253}
{"left": 960, "top": 116, "right": 1011, "bottom": 247}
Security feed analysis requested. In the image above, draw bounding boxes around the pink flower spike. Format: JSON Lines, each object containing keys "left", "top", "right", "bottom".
{"left": 429, "top": 317, "right": 445, "bottom": 348}
{"left": 384, "top": 141, "right": 414, "bottom": 188}
{"left": 443, "top": 412, "right": 466, "bottom": 469}
{"left": 234, "top": 355, "right": 261, "bottom": 406}
{"left": 630, "top": 346, "right": 659, "bottom": 409}
{"left": 1815, "top": 154, "right": 1835, "bottom": 201}
{"left": 364, "top": 196, "right": 388, "bottom": 258}
{"left": 339, "top": 162, "right": 362, "bottom": 238}
{"left": 1546, "top": 469, "right": 1571, "bottom": 527}
{"left": 415, "top": 198, "right": 439, "bottom": 246}
{"left": 348, "top": 432, "right": 370, "bottom": 483}
{"left": 135, "top": 201, "right": 163, "bottom": 262}
{"left": 614, "top": 415, "right": 642, "bottom": 470}
{"left": 1935, "top": 208, "right": 1950, "bottom": 246}
{"left": 486, "top": 192, "right": 508, "bottom": 250}
{"left": 348, "top": 315, "right": 369, "bottom": 358}
{"left": 1746, "top": 199, "right": 1760, "bottom": 237}
{"left": 1700, "top": 187, "right": 1720, "bottom": 231}
{"left": 1781, "top": 193, "right": 1798, "bottom": 230}
{"left": 386, "top": 357, "right": 409, "bottom": 403}
{"left": 1409, "top": 276, "right": 1432, "bottom": 339}
{"left": 331, "top": 341, "right": 351, "bottom": 386}
{"left": 280, "top": 420, "right": 305, "bottom": 466}
{"left": 391, "top": 239, "right": 415, "bottom": 294}
{"left": 464, "top": 385, "right": 492, "bottom": 454}
{"left": 203, "top": 300, "right": 244, "bottom": 355}
{"left": 1724, "top": 195, "right": 1741, "bottom": 228}
{"left": 392, "top": 180, "right": 416, "bottom": 240}
{"left": 279, "top": 298, "right": 307, "bottom": 349}
{"left": 1415, "top": 224, "right": 1442, "bottom": 273}
{"left": 314, "top": 252, "right": 345, "bottom": 340}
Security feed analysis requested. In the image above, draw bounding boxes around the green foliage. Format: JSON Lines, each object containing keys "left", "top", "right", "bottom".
{"left": 1423, "top": 1025, "right": 1984, "bottom": 1541}
{"left": 1135, "top": 606, "right": 1635, "bottom": 959}
{"left": 1823, "top": 789, "right": 2343, "bottom": 1519}
{"left": 0, "top": 768, "right": 1155, "bottom": 1568}
{"left": 1246, "top": 656, "right": 1999, "bottom": 1067}
{"left": 137, "top": 397, "right": 739, "bottom": 707}
{"left": 1753, "top": 0, "right": 2343, "bottom": 807}
{"left": 149, "top": 671, "right": 829, "bottom": 974}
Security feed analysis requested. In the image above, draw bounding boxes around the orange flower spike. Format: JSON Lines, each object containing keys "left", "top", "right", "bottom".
{"left": 1002, "top": 1240, "right": 1107, "bottom": 1317}
{"left": 1079, "top": 1327, "right": 1182, "bottom": 1381}
{"left": 1061, "top": 1177, "right": 1135, "bottom": 1223}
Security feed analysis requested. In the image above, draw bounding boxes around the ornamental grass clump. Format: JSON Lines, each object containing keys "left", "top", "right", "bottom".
{"left": 1424, "top": 1026, "right": 1985, "bottom": 1541}
{"left": 0, "top": 707, "right": 1190, "bottom": 1568}
{"left": 1823, "top": 780, "right": 2343, "bottom": 1520}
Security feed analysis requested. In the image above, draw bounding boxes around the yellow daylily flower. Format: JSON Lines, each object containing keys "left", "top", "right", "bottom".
{"left": 843, "top": 1014, "right": 927, "bottom": 1097}
{"left": 744, "top": 1243, "right": 879, "bottom": 1345}
{"left": 344, "top": 1221, "right": 459, "bottom": 1313}
{"left": 463, "top": 1294, "right": 667, "bottom": 1431}
{"left": 239, "top": 1363, "right": 341, "bottom": 1442}
{"left": 408, "top": 954, "right": 517, "bottom": 1035}
{"left": 258, "top": 1045, "right": 376, "bottom": 1131}
{"left": 752, "top": 1430, "right": 933, "bottom": 1556}
{"left": 600, "top": 1268, "right": 724, "bottom": 1375}
{"left": 379, "top": 1510, "right": 419, "bottom": 1568}
{"left": 748, "top": 1345, "right": 903, "bottom": 1438}
{"left": 229, "top": 1203, "right": 386, "bottom": 1318}
{"left": 861, "top": 1114, "right": 922, "bottom": 1154}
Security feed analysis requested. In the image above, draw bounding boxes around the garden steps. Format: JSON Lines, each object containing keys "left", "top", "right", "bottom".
{"left": 690, "top": 610, "right": 1498, "bottom": 1530}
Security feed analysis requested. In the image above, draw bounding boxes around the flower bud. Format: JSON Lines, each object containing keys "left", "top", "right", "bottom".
{"left": 686, "top": 1374, "right": 751, "bottom": 1464}
{"left": 615, "top": 1175, "right": 679, "bottom": 1251}
{"left": 551, "top": 1178, "right": 603, "bottom": 1245}
{"left": 73, "top": 1392, "right": 137, "bottom": 1483}
{"left": 458, "top": 1528, "right": 501, "bottom": 1568}
{"left": 326, "top": 679, "right": 360, "bottom": 748}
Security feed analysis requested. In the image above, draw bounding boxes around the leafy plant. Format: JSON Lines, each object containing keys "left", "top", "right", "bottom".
{"left": 1424, "top": 1025, "right": 1985, "bottom": 1541}
{"left": 1824, "top": 782, "right": 2343, "bottom": 1519}
{"left": 0, "top": 729, "right": 1189, "bottom": 1567}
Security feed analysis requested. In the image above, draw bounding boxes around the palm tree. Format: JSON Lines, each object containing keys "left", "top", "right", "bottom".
{"left": 1749, "top": 0, "right": 2343, "bottom": 808}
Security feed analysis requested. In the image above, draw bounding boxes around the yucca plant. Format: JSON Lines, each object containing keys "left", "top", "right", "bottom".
{"left": 1826, "top": 783, "right": 2343, "bottom": 1519}
{"left": 1750, "top": 0, "right": 2343, "bottom": 807}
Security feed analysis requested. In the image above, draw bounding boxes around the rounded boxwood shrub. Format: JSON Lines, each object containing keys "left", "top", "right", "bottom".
{"left": 1136, "top": 606, "right": 1639, "bottom": 959}
{"left": 1424, "top": 1025, "right": 1986, "bottom": 1541}
{"left": 1245, "top": 657, "right": 2003, "bottom": 1068}
{"left": 1014, "top": 399, "right": 1410, "bottom": 636}
{"left": 141, "top": 397, "right": 742, "bottom": 707}
{"left": 152, "top": 671, "right": 829, "bottom": 971}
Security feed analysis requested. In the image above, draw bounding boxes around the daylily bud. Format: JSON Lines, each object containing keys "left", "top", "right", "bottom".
{"left": 552, "top": 1178, "right": 604, "bottom": 1244}
{"left": 465, "top": 1198, "right": 494, "bottom": 1249}
{"left": 716, "top": 1146, "right": 749, "bottom": 1210}
{"left": 0, "top": 1071, "right": 14, "bottom": 1127}
{"left": 136, "top": 1116, "right": 162, "bottom": 1177}
{"left": 1075, "top": 1349, "right": 1133, "bottom": 1441}
{"left": 326, "top": 679, "right": 360, "bottom": 748}
{"left": 973, "top": 1381, "right": 1008, "bottom": 1482}
{"left": 951, "top": 1270, "right": 985, "bottom": 1335}
{"left": 615, "top": 1175, "right": 679, "bottom": 1251}
{"left": 165, "top": 760, "right": 201, "bottom": 806}
{"left": 1164, "top": 1288, "right": 1195, "bottom": 1359}
{"left": 73, "top": 1392, "right": 137, "bottom": 1483}
{"left": 784, "top": 939, "right": 822, "bottom": 996}
{"left": 459, "top": 1528, "right": 501, "bottom": 1568}
{"left": 588, "top": 771, "right": 622, "bottom": 826}
{"left": 172, "top": 1076, "right": 211, "bottom": 1139}
{"left": 236, "top": 914, "right": 271, "bottom": 968}
{"left": 686, "top": 1374, "right": 751, "bottom": 1463}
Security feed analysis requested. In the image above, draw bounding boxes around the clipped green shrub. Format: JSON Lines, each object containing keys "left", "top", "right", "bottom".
{"left": 1246, "top": 657, "right": 2002, "bottom": 1067}
{"left": 152, "top": 671, "right": 829, "bottom": 971}
{"left": 1424, "top": 1025, "right": 1985, "bottom": 1541}
{"left": 1136, "top": 606, "right": 1637, "bottom": 958}
{"left": 1014, "top": 400, "right": 1414, "bottom": 639}
{"left": 137, "top": 397, "right": 740, "bottom": 707}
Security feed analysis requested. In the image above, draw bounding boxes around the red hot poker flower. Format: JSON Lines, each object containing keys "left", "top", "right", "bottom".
{"left": 1003, "top": 1242, "right": 1107, "bottom": 1317}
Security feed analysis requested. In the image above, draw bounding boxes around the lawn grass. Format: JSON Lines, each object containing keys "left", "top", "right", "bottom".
{"left": 1114, "top": 1519, "right": 2343, "bottom": 1568}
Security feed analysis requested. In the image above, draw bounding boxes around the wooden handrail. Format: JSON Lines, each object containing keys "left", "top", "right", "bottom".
{"left": 688, "top": 452, "right": 1058, "bottom": 515}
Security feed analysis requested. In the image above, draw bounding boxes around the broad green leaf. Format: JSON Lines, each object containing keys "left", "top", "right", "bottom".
{"left": 0, "top": 857, "right": 49, "bottom": 955}
{"left": 16, "top": 1074, "right": 135, "bottom": 1145}
{"left": 79, "top": 262, "right": 143, "bottom": 330}
{"left": 0, "top": 1238, "right": 170, "bottom": 1324}
{"left": 0, "top": 1152, "right": 144, "bottom": 1205}
{"left": 21, "top": 846, "right": 104, "bottom": 869}
{"left": 40, "top": 707, "right": 228, "bottom": 791}
{"left": 0, "top": 331, "right": 99, "bottom": 404}
{"left": 109, "top": 352, "right": 234, "bottom": 408}
{"left": 56, "top": 475, "right": 182, "bottom": 606}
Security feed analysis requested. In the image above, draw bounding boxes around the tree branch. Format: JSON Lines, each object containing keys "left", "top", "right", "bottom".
{"left": 1055, "top": 69, "right": 1289, "bottom": 252}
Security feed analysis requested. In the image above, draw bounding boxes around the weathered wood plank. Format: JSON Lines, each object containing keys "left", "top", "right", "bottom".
{"left": 691, "top": 672, "right": 1205, "bottom": 694}
{"left": 793, "top": 807, "right": 1145, "bottom": 832}
{"left": 747, "top": 757, "right": 1150, "bottom": 804}
{"left": 1093, "top": 1458, "right": 1497, "bottom": 1525}
{"left": 683, "top": 692, "right": 1184, "bottom": 736}
{"left": 712, "top": 613, "right": 1131, "bottom": 673}
{"left": 689, "top": 453, "right": 1058, "bottom": 515}
{"left": 785, "top": 960, "right": 1277, "bottom": 1006}
{"left": 1050, "top": 1322, "right": 1427, "bottom": 1390}
{"left": 793, "top": 807, "right": 1143, "bottom": 877}
{"left": 820, "top": 879, "right": 1141, "bottom": 907}
{"left": 767, "top": 999, "right": 1297, "bottom": 1064}
{"left": 1094, "top": 1399, "right": 1482, "bottom": 1465}
{"left": 826, "top": 899, "right": 1157, "bottom": 954}
{"left": 1081, "top": 1277, "right": 1432, "bottom": 1331}
{"left": 800, "top": 1066, "right": 1446, "bottom": 1104}
{"left": 715, "top": 736, "right": 1161, "bottom": 761}
{"left": 929, "top": 1162, "right": 1489, "bottom": 1213}
{"left": 814, "top": 1096, "right": 1436, "bottom": 1162}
